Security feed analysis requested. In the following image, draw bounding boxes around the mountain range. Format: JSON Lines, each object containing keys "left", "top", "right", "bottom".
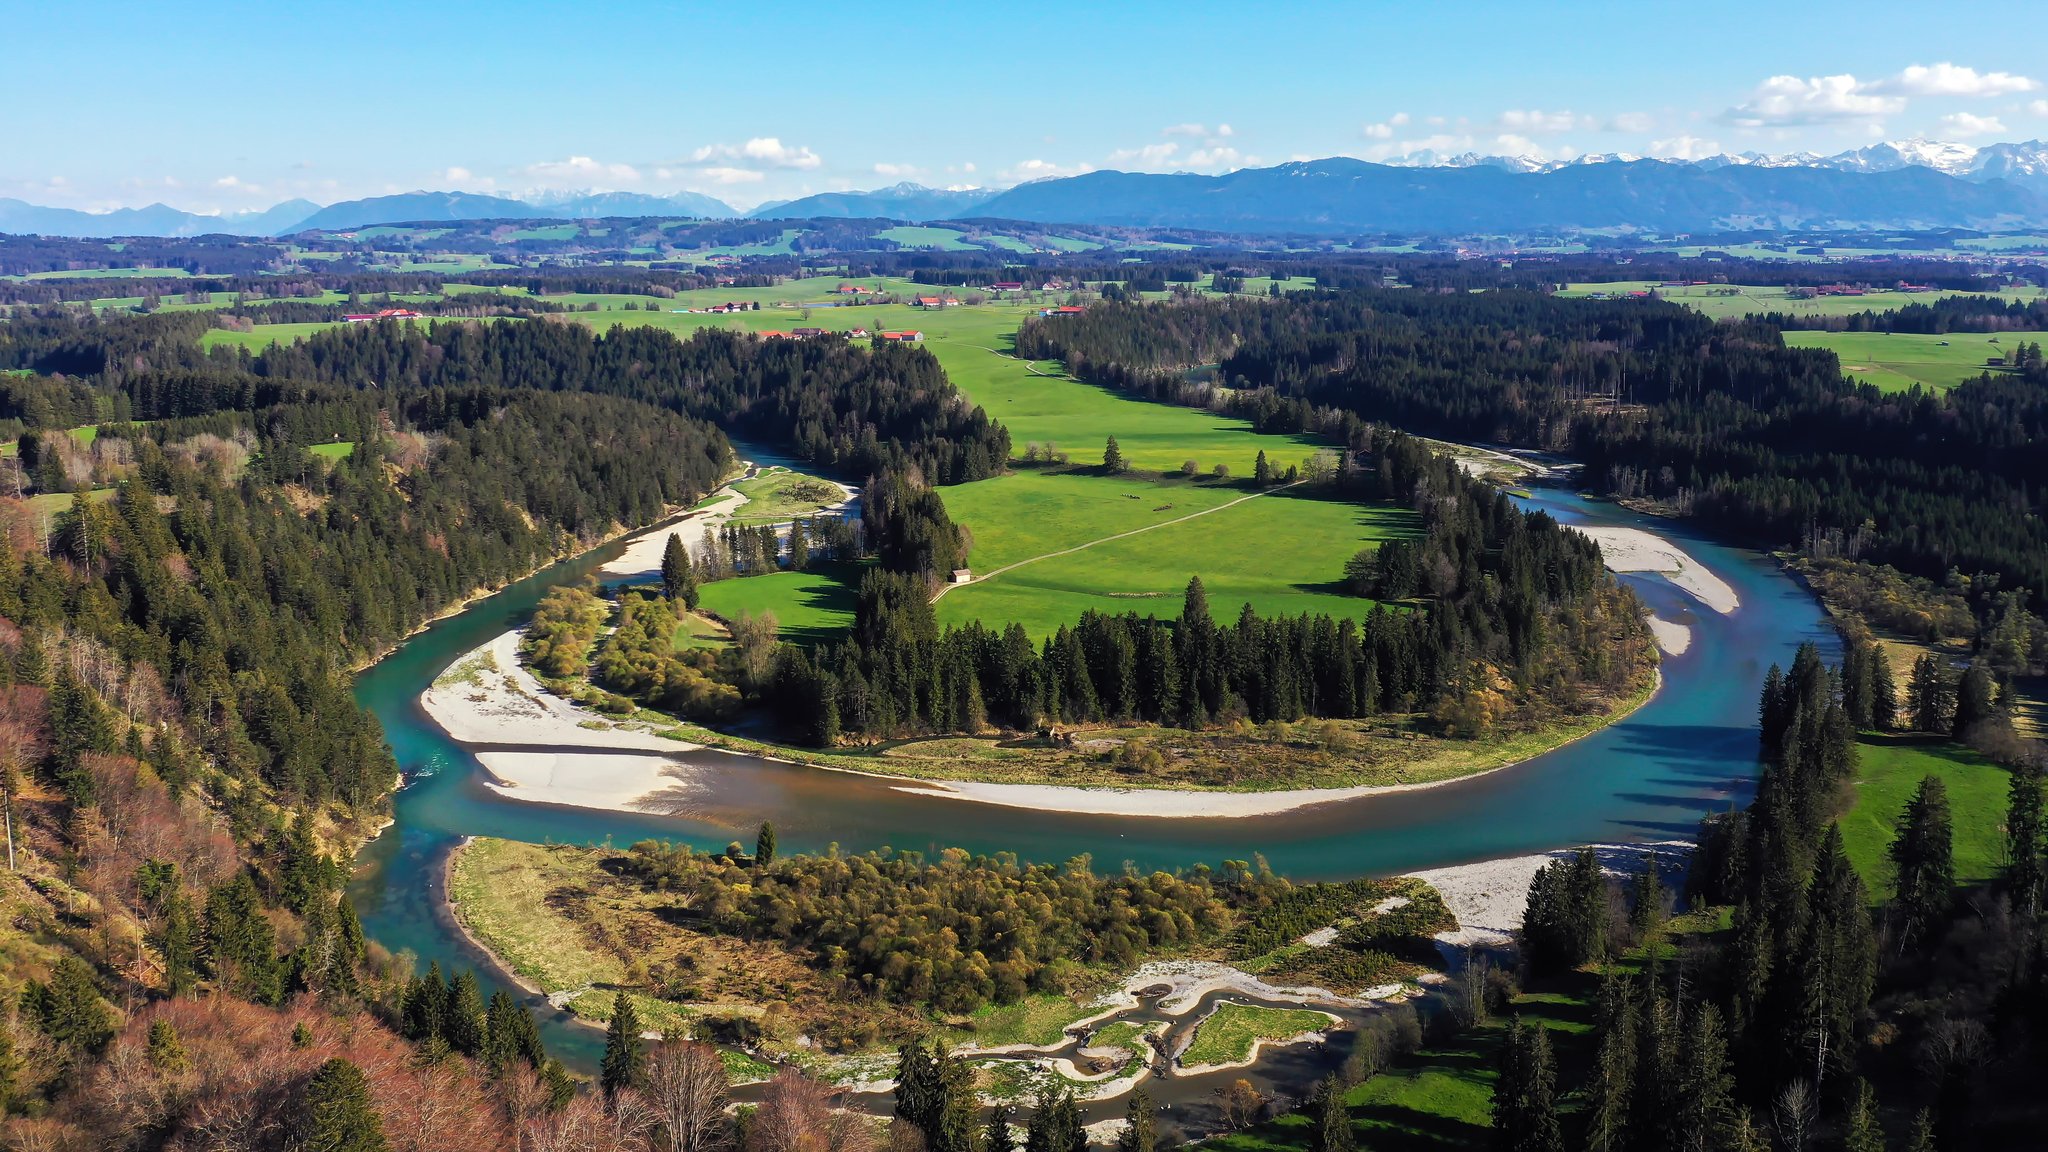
{"left": 3, "top": 139, "right": 2045, "bottom": 238}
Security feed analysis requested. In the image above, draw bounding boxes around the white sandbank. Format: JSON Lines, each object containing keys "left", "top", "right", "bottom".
{"left": 600, "top": 490, "right": 748, "bottom": 578}
{"left": 1405, "top": 842, "right": 1690, "bottom": 948}
{"left": 474, "top": 750, "right": 697, "bottom": 813}
{"left": 1573, "top": 524, "right": 1740, "bottom": 614}
{"left": 1646, "top": 615, "right": 1693, "bottom": 656}
{"left": 420, "top": 630, "right": 688, "bottom": 753}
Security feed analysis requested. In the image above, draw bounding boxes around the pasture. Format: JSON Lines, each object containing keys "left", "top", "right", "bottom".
{"left": 694, "top": 562, "right": 863, "bottom": 646}
{"left": 725, "top": 466, "right": 847, "bottom": 527}
{"left": 936, "top": 483, "right": 1414, "bottom": 638}
{"left": 1782, "top": 329, "right": 2036, "bottom": 392}
{"left": 1839, "top": 733, "right": 2009, "bottom": 894}
{"left": 1557, "top": 281, "right": 2046, "bottom": 322}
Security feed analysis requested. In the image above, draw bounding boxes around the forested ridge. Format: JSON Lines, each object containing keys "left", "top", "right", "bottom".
{"left": 1018, "top": 291, "right": 2048, "bottom": 625}
{"left": 765, "top": 427, "right": 1653, "bottom": 746}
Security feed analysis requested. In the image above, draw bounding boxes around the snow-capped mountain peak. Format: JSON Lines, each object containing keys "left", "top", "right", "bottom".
{"left": 1373, "top": 139, "right": 2048, "bottom": 192}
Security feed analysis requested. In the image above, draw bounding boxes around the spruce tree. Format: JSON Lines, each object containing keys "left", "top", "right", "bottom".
{"left": 1869, "top": 650, "right": 1898, "bottom": 730}
{"left": 755, "top": 822, "right": 777, "bottom": 868}
{"left": 1583, "top": 971, "right": 1635, "bottom": 1152}
{"left": 662, "top": 533, "right": 698, "bottom": 608}
{"left": 1841, "top": 1079, "right": 1886, "bottom": 1152}
{"left": 1309, "top": 1076, "right": 1353, "bottom": 1152}
{"left": 1890, "top": 775, "right": 1955, "bottom": 953}
{"left": 444, "top": 969, "right": 485, "bottom": 1057}
{"left": 1254, "top": 449, "right": 1273, "bottom": 485}
{"left": 601, "top": 991, "right": 647, "bottom": 1097}
{"left": 1905, "top": 1109, "right": 1936, "bottom": 1152}
{"left": 1103, "top": 437, "right": 1127, "bottom": 474}
{"left": 1673, "top": 1003, "right": 1735, "bottom": 1152}
{"left": 984, "top": 1101, "right": 1017, "bottom": 1152}
{"left": 297, "top": 1057, "right": 388, "bottom": 1152}
{"left": 1520, "top": 1026, "right": 1564, "bottom": 1152}
{"left": 146, "top": 1018, "right": 187, "bottom": 1073}
{"left": 1951, "top": 663, "right": 1997, "bottom": 735}
{"left": 2007, "top": 761, "right": 2046, "bottom": 916}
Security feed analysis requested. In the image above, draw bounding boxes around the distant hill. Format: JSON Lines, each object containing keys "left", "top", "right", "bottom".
{"left": 0, "top": 197, "right": 319, "bottom": 238}
{"left": 526, "top": 190, "right": 736, "bottom": 219}
{"left": 750, "top": 183, "right": 995, "bottom": 221}
{"left": 287, "top": 192, "right": 551, "bottom": 233}
{"left": 973, "top": 158, "right": 2048, "bottom": 234}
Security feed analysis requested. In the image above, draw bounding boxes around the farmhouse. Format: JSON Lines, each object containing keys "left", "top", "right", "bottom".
{"left": 950, "top": 568, "right": 973, "bottom": 584}
{"left": 914, "top": 296, "right": 946, "bottom": 308}
{"left": 791, "top": 327, "right": 828, "bottom": 338}
{"left": 878, "top": 330, "right": 923, "bottom": 342}
{"left": 989, "top": 281, "right": 1025, "bottom": 292}
{"left": 1040, "top": 305, "right": 1086, "bottom": 317}
{"left": 344, "top": 308, "right": 424, "bottom": 323}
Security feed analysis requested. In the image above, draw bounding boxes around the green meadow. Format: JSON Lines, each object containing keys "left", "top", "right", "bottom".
{"left": 937, "top": 484, "right": 1413, "bottom": 638}
{"left": 1839, "top": 733, "right": 2011, "bottom": 893}
{"left": 694, "top": 562, "right": 863, "bottom": 647}
{"left": 1557, "top": 281, "right": 2046, "bottom": 322}
{"left": 1782, "top": 330, "right": 2036, "bottom": 392}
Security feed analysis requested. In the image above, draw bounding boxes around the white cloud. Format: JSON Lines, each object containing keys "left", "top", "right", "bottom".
{"left": 1938, "top": 111, "right": 2007, "bottom": 137}
{"left": 2030, "top": 99, "right": 2048, "bottom": 117}
{"left": 1871, "top": 62, "right": 2037, "bottom": 97}
{"left": 213, "top": 175, "right": 265, "bottom": 195}
{"left": 1107, "top": 141, "right": 1180, "bottom": 168}
{"left": 1648, "top": 135, "right": 1723, "bottom": 160}
{"left": 1001, "top": 158, "right": 1094, "bottom": 183}
{"left": 442, "top": 167, "right": 472, "bottom": 183}
{"left": 1163, "top": 123, "right": 1209, "bottom": 137}
{"left": 1185, "top": 146, "right": 1246, "bottom": 170}
{"left": 694, "top": 167, "right": 766, "bottom": 185}
{"left": 1357, "top": 133, "right": 1475, "bottom": 162}
{"left": 525, "top": 156, "right": 643, "bottom": 184}
{"left": 873, "top": 162, "right": 923, "bottom": 178}
{"left": 1497, "top": 109, "right": 1590, "bottom": 134}
{"left": 1608, "top": 111, "right": 1655, "bottom": 133}
{"left": 1723, "top": 74, "right": 1904, "bottom": 127}
{"left": 1363, "top": 113, "right": 1412, "bottom": 140}
{"left": 690, "top": 137, "right": 822, "bottom": 170}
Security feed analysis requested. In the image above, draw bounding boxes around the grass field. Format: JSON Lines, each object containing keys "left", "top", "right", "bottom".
{"left": 1839, "top": 732, "right": 2011, "bottom": 893}
{"left": 726, "top": 467, "right": 847, "bottom": 527}
{"left": 1557, "top": 282, "right": 2046, "bottom": 322}
{"left": 876, "top": 226, "right": 980, "bottom": 251}
{"left": 694, "top": 562, "right": 863, "bottom": 646}
{"left": 27, "top": 487, "right": 115, "bottom": 519}
{"left": 446, "top": 838, "right": 625, "bottom": 993}
{"left": 308, "top": 440, "right": 355, "bottom": 461}
{"left": 937, "top": 482, "right": 1414, "bottom": 638}
{"left": 1782, "top": 330, "right": 2036, "bottom": 392}
{"left": 672, "top": 611, "right": 730, "bottom": 651}
{"left": 1180, "top": 1004, "right": 1333, "bottom": 1069}
{"left": 940, "top": 993, "right": 1105, "bottom": 1049}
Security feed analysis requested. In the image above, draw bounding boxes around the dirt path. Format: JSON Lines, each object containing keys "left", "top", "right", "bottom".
{"left": 932, "top": 481, "right": 1302, "bottom": 602}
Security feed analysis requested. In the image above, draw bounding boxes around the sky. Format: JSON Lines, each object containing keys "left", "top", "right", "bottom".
{"left": 7, "top": 0, "right": 2048, "bottom": 214}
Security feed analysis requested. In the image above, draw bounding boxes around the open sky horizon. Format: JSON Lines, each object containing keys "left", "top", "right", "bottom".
{"left": 9, "top": 0, "right": 2048, "bottom": 214}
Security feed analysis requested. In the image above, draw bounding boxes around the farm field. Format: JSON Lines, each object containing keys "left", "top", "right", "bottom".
{"left": 1557, "top": 281, "right": 2046, "bottom": 321}
{"left": 694, "top": 562, "right": 863, "bottom": 647}
{"left": 1782, "top": 329, "right": 2036, "bottom": 392}
{"left": 936, "top": 484, "right": 1414, "bottom": 638}
{"left": 1838, "top": 733, "right": 2009, "bottom": 893}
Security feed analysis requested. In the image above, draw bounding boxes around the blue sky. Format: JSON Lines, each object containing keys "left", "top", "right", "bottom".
{"left": 8, "top": 0, "right": 2047, "bottom": 213}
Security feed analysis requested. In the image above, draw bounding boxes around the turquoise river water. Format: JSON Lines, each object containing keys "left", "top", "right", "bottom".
{"left": 345, "top": 478, "right": 1835, "bottom": 1074}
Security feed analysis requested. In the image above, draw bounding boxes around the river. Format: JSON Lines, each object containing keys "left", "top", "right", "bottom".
{"left": 345, "top": 473, "right": 1835, "bottom": 1101}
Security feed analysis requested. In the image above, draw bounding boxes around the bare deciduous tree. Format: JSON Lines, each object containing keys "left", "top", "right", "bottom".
{"left": 645, "top": 1037, "right": 733, "bottom": 1152}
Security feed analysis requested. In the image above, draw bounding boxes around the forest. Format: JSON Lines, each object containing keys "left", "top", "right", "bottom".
{"left": 763, "top": 427, "right": 1654, "bottom": 747}
{"left": 1017, "top": 290, "right": 2048, "bottom": 631}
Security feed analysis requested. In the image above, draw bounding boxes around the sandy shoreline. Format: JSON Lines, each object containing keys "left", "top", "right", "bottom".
{"left": 1573, "top": 524, "right": 1740, "bottom": 614}
{"left": 1646, "top": 615, "right": 1693, "bottom": 655}
{"left": 1405, "top": 841, "right": 1691, "bottom": 947}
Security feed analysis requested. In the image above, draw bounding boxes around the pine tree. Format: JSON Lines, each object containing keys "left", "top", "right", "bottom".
{"left": 1103, "top": 436, "right": 1127, "bottom": 474}
{"left": 1674, "top": 1003, "right": 1735, "bottom": 1152}
{"left": 1254, "top": 449, "right": 1273, "bottom": 485}
{"left": 985, "top": 1102, "right": 1017, "bottom": 1152}
{"left": 2007, "top": 761, "right": 2046, "bottom": 916}
{"left": 1890, "top": 775, "right": 1955, "bottom": 953}
{"left": 1907, "top": 654, "right": 1954, "bottom": 733}
{"left": 1310, "top": 1076, "right": 1353, "bottom": 1152}
{"left": 662, "top": 533, "right": 699, "bottom": 609}
{"left": 1520, "top": 1026, "right": 1564, "bottom": 1152}
{"left": 1905, "top": 1109, "right": 1936, "bottom": 1152}
{"left": 158, "top": 892, "right": 199, "bottom": 998}
{"left": 297, "top": 1058, "right": 388, "bottom": 1152}
{"left": 1119, "top": 1090, "right": 1158, "bottom": 1152}
{"left": 1869, "top": 649, "right": 1898, "bottom": 730}
{"left": 445, "top": 969, "right": 485, "bottom": 1056}
{"left": 755, "top": 822, "right": 777, "bottom": 868}
{"left": 146, "top": 1018, "right": 188, "bottom": 1073}
{"left": 1582, "top": 971, "right": 1635, "bottom": 1152}
{"left": 1951, "top": 663, "right": 1997, "bottom": 735}
{"left": 1841, "top": 1079, "right": 1886, "bottom": 1152}
{"left": 601, "top": 991, "right": 647, "bottom": 1097}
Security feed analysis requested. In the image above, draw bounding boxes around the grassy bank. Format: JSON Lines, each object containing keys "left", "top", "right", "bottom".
{"left": 1840, "top": 732, "right": 2011, "bottom": 892}
{"left": 1181, "top": 1004, "right": 1334, "bottom": 1069}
